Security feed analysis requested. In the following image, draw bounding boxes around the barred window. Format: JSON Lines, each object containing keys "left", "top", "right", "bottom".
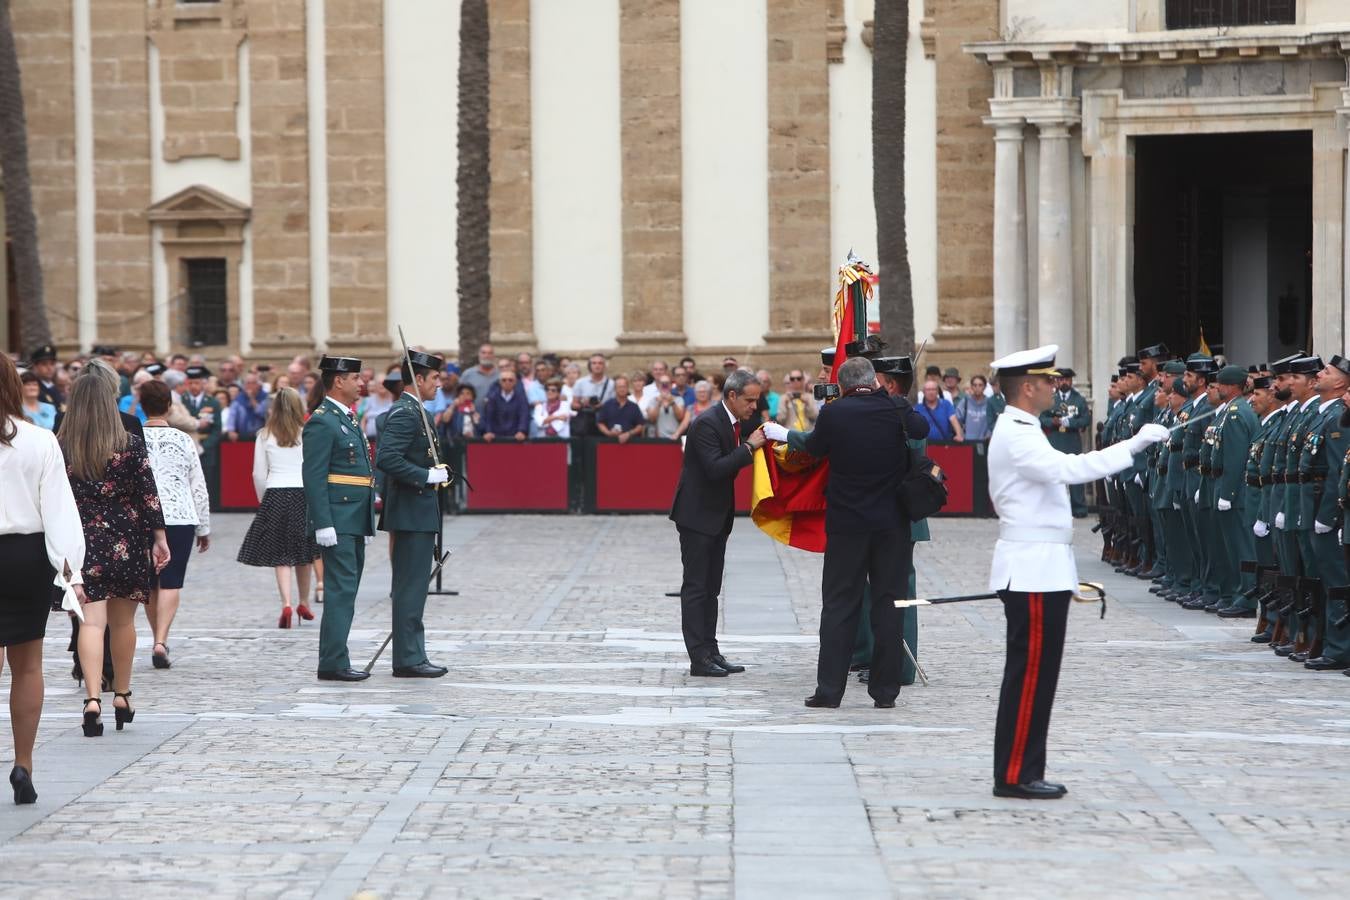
{"left": 185, "top": 258, "right": 228, "bottom": 347}
{"left": 1166, "top": 1, "right": 1296, "bottom": 28}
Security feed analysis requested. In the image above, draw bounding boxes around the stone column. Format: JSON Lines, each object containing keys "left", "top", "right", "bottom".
{"left": 616, "top": 0, "right": 686, "bottom": 354}
{"left": 1031, "top": 118, "right": 1075, "bottom": 366}
{"left": 1082, "top": 91, "right": 1130, "bottom": 417}
{"left": 987, "top": 117, "right": 1027, "bottom": 361}
{"left": 488, "top": 0, "right": 535, "bottom": 350}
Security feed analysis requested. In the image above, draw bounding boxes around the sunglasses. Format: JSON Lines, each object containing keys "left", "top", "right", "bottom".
{"left": 789, "top": 375, "right": 804, "bottom": 381}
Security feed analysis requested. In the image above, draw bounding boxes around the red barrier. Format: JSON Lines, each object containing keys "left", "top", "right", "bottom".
{"left": 464, "top": 441, "right": 569, "bottom": 511}
{"left": 218, "top": 441, "right": 259, "bottom": 510}
{"left": 927, "top": 442, "right": 975, "bottom": 515}
{"left": 592, "top": 441, "right": 753, "bottom": 513}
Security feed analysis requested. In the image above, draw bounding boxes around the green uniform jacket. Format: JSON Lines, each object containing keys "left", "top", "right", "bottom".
{"left": 375, "top": 392, "right": 446, "bottom": 534}
{"left": 1182, "top": 395, "right": 1212, "bottom": 499}
{"left": 1198, "top": 415, "right": 1218, "bottom": 510}
{"left": 1130, "top": 382, "right": 1160, "bottom": 479}
{"left": 1250, "top": 408, "right": 1282, "bottom": 523}
{"left": 1165, "top": 396, "right": 1194, "bottom": 499}
{"left": 1039, "top": 388, "right": 1090, "bottom": 454}
{"left": 302, "top": 399, "right": 376, "bottom": 536}
{"left": 1149, "top": 408, "right": 1175, "bottom": 510}
{"left": 1214, "top": 398, "right": 1257, "bottom": 507}
{"left": 1281, "top": 400, "right": 1319, "bottom": 528}
{"left": 182, "top": 391, "right": 223, "bottom": 448}
{"left": 1268, "top": 403, "right": 1298, "bottom": 523}
{"left": 1336, "top": 434, "right": 1350, "bottom": 545}
{"left": 1299, "top": 398, "right": 1349, "bottom": 531}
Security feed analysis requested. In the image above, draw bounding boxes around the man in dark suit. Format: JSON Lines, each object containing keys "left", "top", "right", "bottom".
{"left": 778, "top": 356, "right": 926, "bottom": 709}
{"left": 669, "top": 368, "right": 766, "bottom": 677}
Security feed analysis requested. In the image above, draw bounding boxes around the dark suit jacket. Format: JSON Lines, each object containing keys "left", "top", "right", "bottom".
{"left": 52, "top": 409, "right": 143, "bottom": 440}
{"left": 669, "top": 404, "right": 752, "bottom": 536}
{"left": 804, "top": 390, "right": 924, "bottom": 535}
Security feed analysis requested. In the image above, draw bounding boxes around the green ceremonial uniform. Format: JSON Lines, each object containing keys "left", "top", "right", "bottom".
{"left": 1328, "top": 438, "right": 1350, "bottom": 663}
{"left": 1248, "top": 407, "right": 1284, "bottom": 571}
{"left": 1212, "top": 397, "right": 1258, "bottom": 608}
{"left": 375, "top": 391, "right": 447, "bottom": 670}
{"left": 1282, "top": 399, "right": 1320, "bottom": 582}
{"left": 303, "top": 397, "right": 377, "bottom": 673}
{"left": 1183, "top": 394, "right": 1215, "bottom": 600}
{"left": 1166, "top": 394, "right": 1198, "bottom": 593}
{"left": 1040, "top": 387, "right": 1091, "bottom": 516}
{"left": 1296, "top": 398, "right": 1349, "bottom": 655}
{"left": 183, "top": 389, "right": 224, "bottom": 505}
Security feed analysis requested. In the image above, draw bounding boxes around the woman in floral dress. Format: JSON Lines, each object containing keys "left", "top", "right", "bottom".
{"left": 58, "top": 372, "right": 170, "bottom": 737}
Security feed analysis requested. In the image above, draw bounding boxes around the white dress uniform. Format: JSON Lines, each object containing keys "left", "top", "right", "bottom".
{"left": 984, "top": 345, "right": 1167, "bottom": 799}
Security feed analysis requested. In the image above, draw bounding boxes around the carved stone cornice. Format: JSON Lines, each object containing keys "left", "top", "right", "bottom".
{"left": 966, "top": 29, "right": 1350, "bottom": 69}
{"left": 827, "top": 0, "right": 845, "bottom": 64}
{"left": 919, "top": 17, "right": 936, "bottom": 60}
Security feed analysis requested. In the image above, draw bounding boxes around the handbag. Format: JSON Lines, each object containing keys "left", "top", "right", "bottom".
{"left": 898, "top": 447, "right": 948, "bottom": 522}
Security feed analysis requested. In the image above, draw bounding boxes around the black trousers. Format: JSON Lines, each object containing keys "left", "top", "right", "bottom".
{"left": 994, "top": 590, "right": 1071, "bottom": 786}
{"left": 818, "top": 528, "right": 910, "bottom": 704}
{"left": 678, "top": 524, "right": 730, "bottom": 663}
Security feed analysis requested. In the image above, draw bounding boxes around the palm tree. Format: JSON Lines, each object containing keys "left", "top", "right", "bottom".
{"left": 872, "top": 1, "right": 914, "bottom": 355}
{"left": 0, "top": 0, "right": 52, "bottom": 350}
{"left": 456, "top": 0, "right": 490, "bottom": 366}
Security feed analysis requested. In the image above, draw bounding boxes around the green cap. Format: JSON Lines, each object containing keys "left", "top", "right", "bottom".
{"left": 1162, "top": 360, "right": 1186, "bottom": 375}
{"left": 1172, "top": 377, "right": 1187, "bottom": 395}
{"left": 1216, "top": 365, "right": 1248, "bottom": 386}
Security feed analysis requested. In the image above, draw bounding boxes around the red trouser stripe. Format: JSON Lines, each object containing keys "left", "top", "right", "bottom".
{"left": 1005, "top": 592, "right": 1043, "bottom": 785}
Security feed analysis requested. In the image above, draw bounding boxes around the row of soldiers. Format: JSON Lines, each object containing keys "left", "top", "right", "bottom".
{"left": 1099, "top": 345, "right": 1350, "bottom": 673}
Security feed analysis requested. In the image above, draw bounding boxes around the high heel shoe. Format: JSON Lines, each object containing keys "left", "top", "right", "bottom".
{"left": 113, "top": 691, "right": 135, "bottom": 731}
{"left": 152, "top": 642, "right": 171, "bottom": 670}
{"left": 278, "top": 606, "right": 293, "bottom": 629}
{"left": 9, "top": 766, "right": 36, "bottom": 805}
{"left": 296, "top": 603, "right": 315, "bottom": 622}
{"left": 82, "top": 698, "right": 103, "bottom": 737}
{"left": 314, "top": 584, "right": 324, "bottom": 605}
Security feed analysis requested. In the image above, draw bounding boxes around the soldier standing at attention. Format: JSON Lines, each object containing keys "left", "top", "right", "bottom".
{"left": 1296, "top": 356, "right": 1350, "bottom": 670}
{"left": 1179, "top": 355, "right": 1216, "bottom": 608}
{"left": 1239, "top": 374, "right": 1281, "bottom": 625}
{"left": 1039, "top": 369, "right": 1091, "bottom": 518}
{"left": 1133, "top": 345, "right": 1170, "bottom": 577}
{"left": 1209, "top": 366, "right": 1259, "bottom": 614}
{"left": 375, "top": 349, "right": 451, "bottom": 679}
{"left": 303, "top": 356, "right": 376, "bottom": 682}
{"left": 1274, "top": 356, "right": 1323, "bottom": 658}
{"left": 985, "top": 345, "right": 1167, "bottom": 799}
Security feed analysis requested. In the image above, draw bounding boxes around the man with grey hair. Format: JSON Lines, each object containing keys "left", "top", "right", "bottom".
{"left": 766, "top": 355, "right": 928, "bottom": 709}
{"left": 670, "top": 367, "right": 767, "bottom": 677}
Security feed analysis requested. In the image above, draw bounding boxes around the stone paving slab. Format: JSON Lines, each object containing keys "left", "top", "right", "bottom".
{"left": 0, "top": 514, "right": 1347, "bottom": 898}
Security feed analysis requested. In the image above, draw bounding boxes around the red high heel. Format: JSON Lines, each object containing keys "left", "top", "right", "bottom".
{"left": 278, "top": 606, "right": 293, "bottom": 629}
{"left": 296, "top": 603, "right": 315, "bottom": 622}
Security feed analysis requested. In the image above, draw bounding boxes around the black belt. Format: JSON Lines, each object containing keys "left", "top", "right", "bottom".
{"left": 1246, "top": 475, "right": 1262, "bottom": 487}
{"left": 1168, "top": 442, "right": 1183, "bottom": 453}
{"left": 1183, "top": 458, "right": 1199, "bottom": 470}
{"left": 1198, "top": 465, "right": 1211, "bottom": 476}
{"left": 1156, "top": 465, "right": 1168, "bottom": 475}
{"left": 1210, "top": 467, "right": 1223, "bottom": 477}
{"left": 1293, "top": 473, "right": 1326, "bottom": 485}
{"left": 1271, "top": 473, "right": 1286, "bottom": 484}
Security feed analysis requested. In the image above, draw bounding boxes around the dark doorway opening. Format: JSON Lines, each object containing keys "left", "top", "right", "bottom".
{"left": 1133, "top": 131, "right": 1311, "bottom": 365}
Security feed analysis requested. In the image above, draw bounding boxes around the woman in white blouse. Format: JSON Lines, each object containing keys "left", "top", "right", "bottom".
{"left": 236, "top": 388, "right": 321, "bottom": 627}
{"left": 0, "top": 354, "right": 86, "bottom": 805}
{"left": 138, "top": 381, "right": 210, "bottom": 670}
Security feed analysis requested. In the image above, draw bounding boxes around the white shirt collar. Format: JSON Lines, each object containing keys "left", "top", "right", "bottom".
{"left": 1261, "top": 408, "right": 1282, "bottom": 425}
{"left": 1215, "top": 400, "right": 1229, "bottom": 415}
{"left": 1300, "top": 396, "right": 1318, "bottom": 411}
{"left": 500, "top": 389, "right": 515, "bottom": 401}
{"left": 325, "top": 396, "right": 352, "bottom": 416}
{"left": 1283, "top": 400, "right": 1298, "bottom": 411}
{"left": 1319, "top": 397, "right": 1339, "bottom": 414}
{"left": 1128, "top": 390, "right": 1141, "bottom": 402}
{"left": 722, "top": 401, "right": 737, "bottom": 427}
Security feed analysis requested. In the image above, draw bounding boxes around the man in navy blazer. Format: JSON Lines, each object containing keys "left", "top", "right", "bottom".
{"left": 669, "top": 368, "right": 766, "bottom": 677}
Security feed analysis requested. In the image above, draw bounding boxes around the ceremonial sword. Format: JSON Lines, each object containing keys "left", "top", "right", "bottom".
{"left": 364, "top": 549, "right": 453, "bottom": 673}
{"left": 1169, "top": 405, "right": 1220, "bottom": 433}
{"left": 397, "top": 325, "right": 452, "bottom": 489}
{"left": 895, "top": 582, "right": 1108, "bottom": 618}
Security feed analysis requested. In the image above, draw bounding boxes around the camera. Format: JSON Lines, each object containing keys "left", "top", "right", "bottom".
{"left": 813, "top": 383, "right": 841, "bottom": 402}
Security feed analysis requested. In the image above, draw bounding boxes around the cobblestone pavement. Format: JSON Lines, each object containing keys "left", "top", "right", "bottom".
{"left": 1, "top": 514, "right": 1347, "bottom": 899}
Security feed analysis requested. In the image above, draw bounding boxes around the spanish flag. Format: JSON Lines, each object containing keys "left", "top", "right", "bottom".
{"left": 750, "top": 444, "right": 829, "bottom": 552}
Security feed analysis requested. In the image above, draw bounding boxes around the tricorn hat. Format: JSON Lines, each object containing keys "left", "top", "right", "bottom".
{"left": 29, "top": 344, "right": 57, "bottom": 363}
{"left": 318, "top": 355, "right": 363, "bottom": 374}
{"left": 1270, "top": 352, "right": 1305, "bottom": 376}
{"left": 405, "top": 349, "right": 445, "bottom": 373}
{"left": 185, "top": 365, "right": 211, "bottom": 380}
{"left": 872, "top": 356, "right": 914, "bottom": 377}
{"left": 1289, "top": 355, "right": 1323, "bottom": 376}
{"left": 1136, "top": 343, "right": 1170, "bottom": 361}
{"left": 1251, "top": 375, "right": 1274, "bottom": 390}
{"left": 1329, "top": 355, "right": 1350, "bottom": 377}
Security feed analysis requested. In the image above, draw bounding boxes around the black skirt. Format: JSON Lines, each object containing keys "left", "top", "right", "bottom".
{"left": 236, "top": 487, "right": 321, "bottom": 568}
{"left": 0, "top": 532, "right": 57, "bottom": 647}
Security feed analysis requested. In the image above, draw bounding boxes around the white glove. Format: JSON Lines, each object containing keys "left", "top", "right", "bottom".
{"left": 364, "top": 535, "right": 373, "bottom": 545}
{"left": 1193, "top": 490, "right": 1200, "bottom": 504}
{"left": 1133, "top": 474, "right": 1143, "bottom": 487}
{"left": 1172, "top": 502, "right": 1181, "bottom": 511}
{"left": 315, "top": 527, "right": 338, "bottom": 547}
{"left": 1216, "top": 498, "right": 1231, "bottom": 512}
{"left": 1274, "top": 512, "right": 1286, "bottom": 530}
{"left": 1315, "top": 520, "right": 1333, "bottom": 535}
{"left": 1126, "top": 423, "right": 1170, "bottom": 454}
{"left": 426, "top": 466, "right": 450, "bottom": 485}
{"left": 1253, "top": 520, "right": 1269, "bottom": 538}
{"left": 762, "top": 422, "right": 789, "bottom": 443}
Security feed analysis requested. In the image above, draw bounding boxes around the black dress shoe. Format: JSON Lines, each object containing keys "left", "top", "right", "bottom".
{"left": 993, "top": 780, "right": 1067, "bottom": 800}
{"left": 873, "top": 699, "right": 895, "bottom": 708}
{"left": 690, "top": 659, "right": 729, "bottom": 677}
{"left": 1181, "top": 597, "right": 1208, "bottom": 610}
{"left": 317, "top": 668, "right": 370, "bottom": 682}
{"left": 711, "top": 654, "right": 745, "bottom": 674}
{"left": 804, "top": 694, "right": 840, "bottom": 708}
{"left": 393, "top": 662, "right": 449, "bottom": 678}
{"left": 1304, "top": 656, "right": 1350, "bottom": 671}
{"left": 857, "top": 668, "right": 871, "bottom": 684}
{"left": 1289, "top": 650, "right": 1310, "bottom": 663}
{"left": 1217, "top": 606, "right": 1257, "bottom": 619}
{"left": 1273, "top": 643, "right": 1295, "bottom": 657}
{"left": 1250, "top": 631, "right": 1273, "bottom": 644}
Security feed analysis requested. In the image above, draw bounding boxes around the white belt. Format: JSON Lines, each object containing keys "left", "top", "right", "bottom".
{"left": 999, "top": 525, "right": 1073, "bottom": 544}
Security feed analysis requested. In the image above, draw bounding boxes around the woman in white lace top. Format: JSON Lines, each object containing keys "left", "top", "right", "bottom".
{"left": 138, "top": 381, "right": 210, "bottom": 670}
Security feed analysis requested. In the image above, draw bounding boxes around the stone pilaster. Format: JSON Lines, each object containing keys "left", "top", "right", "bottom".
{"left": 488, "top": 0, "right": 534, "bottom": 350}
{"left": 247, "top": 0, "right": 311, "bottom": 352}
{"left": 146, "top": 0, "right": 246, "bottom": 161}
{"left": 10, "top": 0, "right": 78, "bottom": 349}
{"left": 324, "top": 0, "right": 388, "bottom": 358}
{"left": 90, "top": 0, "right": 153, "bottom": 351}
{"left": 1031, "top": 117, "right": 1075, "bottom": 367}
{"left": 764, "top": 0, "right": 832, "bottom": 349}
{"left": 616, "top": 0, "right": 685, "bottom": 353}
{"left": 988, "top": 117, "right": 1028, "bottom": 361}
